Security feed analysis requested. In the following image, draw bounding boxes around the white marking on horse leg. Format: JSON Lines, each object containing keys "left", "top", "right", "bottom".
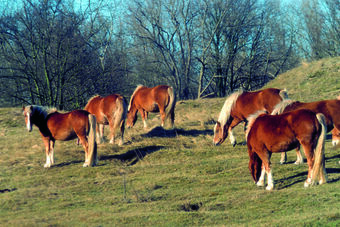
{"left": 304, "top": 177, "right": 312, "bottom": 188}
{"left": 280, "top": 152, "right": 287, "bottom": 164}
{"left": 257, "top": 167, "right": 266, "bottom": 187}
{"left": 294, "top": 150, "right": 304, "bottom": 165}
{"left": 332, "top": 139, "right": 339, "bottom": 146}
{"left": 109, "top": 137, "right": 114, "bottom": 144}
{"left": 266, "top": 169, "right": 274, "bottom": 190}
{"left": 44, "top": 154, "right": 51, "bottom": 168}
{"left": 229, "top": 129, "right": 236, "bottom": 146}
{"left": 143, "top": 120, "right": 147, "bottom": 128}
{"left": 118, "top": 138, "right": 124, "bottom": 146}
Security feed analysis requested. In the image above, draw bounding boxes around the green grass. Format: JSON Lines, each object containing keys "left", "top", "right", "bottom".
{"left": 1, "top": 57, "right": 340, "bottom": 226}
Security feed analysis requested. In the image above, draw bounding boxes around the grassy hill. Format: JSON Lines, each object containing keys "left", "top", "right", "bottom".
{"left": 0, "top": 57, "right": 339, "bottom": 226}
{"left": 264, "top": 56, "right": 340, "bottom": 101}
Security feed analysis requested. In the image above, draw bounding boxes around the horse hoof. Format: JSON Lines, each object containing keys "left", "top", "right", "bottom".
{"left": 83, "top": 163, "right": 89, "bottom": 167}
{"left": 294, "top": 161, "right": 303, "bottom": 165}
{"left": 266, "top": 184, "right": 274, "bottom": 190}
{"left": 280, "top": 161, "right": 285, "bottom": 165}
{"left": 44, "top": 164, "right": 51, "bottom": 168}
{"left": 256, "top": 181, "right": 264, "bottom": 187}
{"left": 232, "top": 142, "right": 236, "bottom": 147}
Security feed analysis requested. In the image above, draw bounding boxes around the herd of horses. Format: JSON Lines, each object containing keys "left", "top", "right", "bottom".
{"left": 22, "top": 85, "right": 339, "bottom": 190}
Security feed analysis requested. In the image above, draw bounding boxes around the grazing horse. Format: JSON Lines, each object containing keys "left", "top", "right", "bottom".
{"left": 213, "top": 88, "right": 288, "bottom": 146}
{"left": 246, "top": 109, "right": 327, "bottom": 190}
{"left": 85, "top": 94, "right": 127, "bottom": 145}
{"left": 23, "top": 105, "right": 97, "bottom": 168}
{"left": 126, "top": 85, "right": 176, "bottom": 128}
{"left": 272, "top": 98, "right": 340, "bottom": 164}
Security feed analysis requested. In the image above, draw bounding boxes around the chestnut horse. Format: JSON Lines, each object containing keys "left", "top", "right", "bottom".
{"left": 85, "top": 94, "right": 127, "bottom": 145}
{"left": 272, "top": 97, "right": 340, "bottom": 164}
{"left": 23, "top": 105, "right": 97, "bottom": 168}
{"left": 246, "top": 109, "right": 327, "bottom": 190}
{"left": 126, "top": 85, "right": 176, "bottom": 128}
{"left": 213, "top": 88, "right": 288, "bottom": 146}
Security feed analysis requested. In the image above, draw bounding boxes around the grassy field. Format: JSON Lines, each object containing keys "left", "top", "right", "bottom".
{"left": 0, "top": 58, "right": 340, "bottom": 226}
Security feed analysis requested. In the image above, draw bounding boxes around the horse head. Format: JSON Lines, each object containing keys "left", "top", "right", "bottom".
{"left": 23, "top": 105, "right": 33, "bottom": 132}
{"left": 126, "top": 109, "right": 138, "bottom": 128}
{"left": 213, "top": 121, "right": 229, "bottom": 146}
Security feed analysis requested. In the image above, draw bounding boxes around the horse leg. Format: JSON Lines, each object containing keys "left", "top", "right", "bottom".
{"left": 43, "top": 138, "right": 52, "bottom": 168}
{"left": 139, "top": 109, "right": 148, "bottom": 128}
{"left": 280, "top": 152, "right": 287, "bottom": 164}
{"left": 258, "top": 152, "right": 274, "bottom": 190}
{"left": 229, "top": 118, "right": 242, "bottom": 146}
{"left": 294, "top": 145, "right": 304, "bottom": 165}
{"left": 256, "top": 164, "right": 266, "bottom": 187}
{"left": 301, "top": 143, "right": 314, "bottom": 187}
{"left": 78, "top": 136, "right": 89, "bottom": 167}
{"left": 96, "top": 123, "right": 104, "bottom": 144}
{"left": 49, "top": 140, "right": 55, "bottom": 165}
{"left": 108, "top": 118, "right": 116, "bottom": 144}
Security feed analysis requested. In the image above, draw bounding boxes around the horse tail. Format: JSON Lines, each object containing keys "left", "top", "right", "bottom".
{"left": 87, "top": 114, "right": 98, "bottom": 167}
{"left": 113, "top": 96, "right": 127, "bottom": 142}
{"left": 311, "top": 113, "right": 327, "bottom": 185}
{"left": 248, "top": 147, "right": 262, "bottom": 183}
{"left": 165, "top": 87, "right": 176, "bottom": 121}
{"left": 279, "top": 88, "right": 289, "bottom": 100}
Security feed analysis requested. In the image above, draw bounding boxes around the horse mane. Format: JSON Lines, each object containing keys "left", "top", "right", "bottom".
{"left": 245, "top": 110, "right": 267, "bottom": 140}
{"left": 217, "top": 89, "right": 244, "bottom": 127}
{"left": 85, "top": 94, "right": 101, "bottom": 110}
{"left": 30, "top": 105, "right": 57, "bottom": 119}
{"left": 128, "top": 85, "right": 145, "bottom": 111}
{"left": 271, "top": 99, "right": 295, "bottom": 115}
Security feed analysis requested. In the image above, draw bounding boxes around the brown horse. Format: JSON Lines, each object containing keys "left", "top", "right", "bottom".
{"left": 85, "top": 94, "right": 127, "bottom": 145}
{"left": 272, "top": 98, "right": 340, "bottom": 164}
{"left": 126, "top": 85, "right": 176, "bottom": 128}
{"left": 213, "top": 88, "right": 288, "bottom": 146}
{"left": 23, "top": 105, "right": 97, "bottom": 168}
{"left": 246, "top": 109, "right": 327, "bottom": 190}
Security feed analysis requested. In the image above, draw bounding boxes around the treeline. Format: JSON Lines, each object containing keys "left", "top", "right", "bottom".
{"left": 0, "top": 0, "right": 338, "bottom": 109}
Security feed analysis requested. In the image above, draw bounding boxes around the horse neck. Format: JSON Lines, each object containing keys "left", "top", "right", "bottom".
{"left": 31, "top": 108, "right": 50, "bottom": 132}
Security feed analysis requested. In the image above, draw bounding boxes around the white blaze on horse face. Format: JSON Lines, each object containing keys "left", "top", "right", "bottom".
{"left": 26, "top": 112, "right": 32, "bottom": 132}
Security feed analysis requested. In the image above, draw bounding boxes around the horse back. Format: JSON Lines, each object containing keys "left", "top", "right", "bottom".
{"left": 285, "top": 100, "right": 339, "bottom": 130}
{"left": 47, "top": 110, "right": 89, "bottom": 141}
{"left": 248, "top": 109, "right": 317, "bottom": 153}
{"left": 133, "top": 85, "right": 171, "bottom": 112}
{"left": 234, "top": 88, "right": 283, "bottom": 119}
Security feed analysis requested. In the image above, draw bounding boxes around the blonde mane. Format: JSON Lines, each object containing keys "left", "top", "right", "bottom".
{"left": 245, "top": 110, "right": 267, "bottom": 139}
{"left": 128, "top": 85, "right": 145, "bottom": 111}
{"left": 27, "top": 105, "right": 57, "bottom": 119}
{"left": 85, "top": 94, "right": 100, "bottom": 110}
{"left": 217, "top": 89, "right": 244, "bottom": 127}
{"left": 271, "top": 99, "right": 295, "bottom": 115}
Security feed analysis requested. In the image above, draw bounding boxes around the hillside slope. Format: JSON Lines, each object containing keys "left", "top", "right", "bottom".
{"left": 264, "top": 56, "right": 340, "bottom": 101}
{"left": 0, "top": 57, "right": 339, "bottom": 226}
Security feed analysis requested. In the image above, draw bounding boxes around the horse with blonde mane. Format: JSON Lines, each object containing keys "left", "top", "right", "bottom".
{"left": 272, "top": 97, "right": 340, "bottom": 164}
{"left": 126, "top": 85, "right": 176, "bottom": 129}
{"left": 213, "top": 88, "right": 288, "bottom": 146}
{"left": 246, "top": 109, "right": 327, "bottom": 190}
{"left": 23, "top": 105, "right": 97, "bottom": 168}
{"left": 85, "top": 94, "right": 127, "bottom": 145}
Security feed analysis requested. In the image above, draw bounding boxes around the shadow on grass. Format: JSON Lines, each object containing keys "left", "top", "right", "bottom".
{"left": 53, "top": 160, "right": 83, "bottom": 168}
{"left": 100, "top": 145, "right": 165, "bottom": 166}
{"left": 141, "top": 126, "right": 213, "bottom": 138}
{"left": 277, "top": 167, "right": 340, "bottom": 190}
